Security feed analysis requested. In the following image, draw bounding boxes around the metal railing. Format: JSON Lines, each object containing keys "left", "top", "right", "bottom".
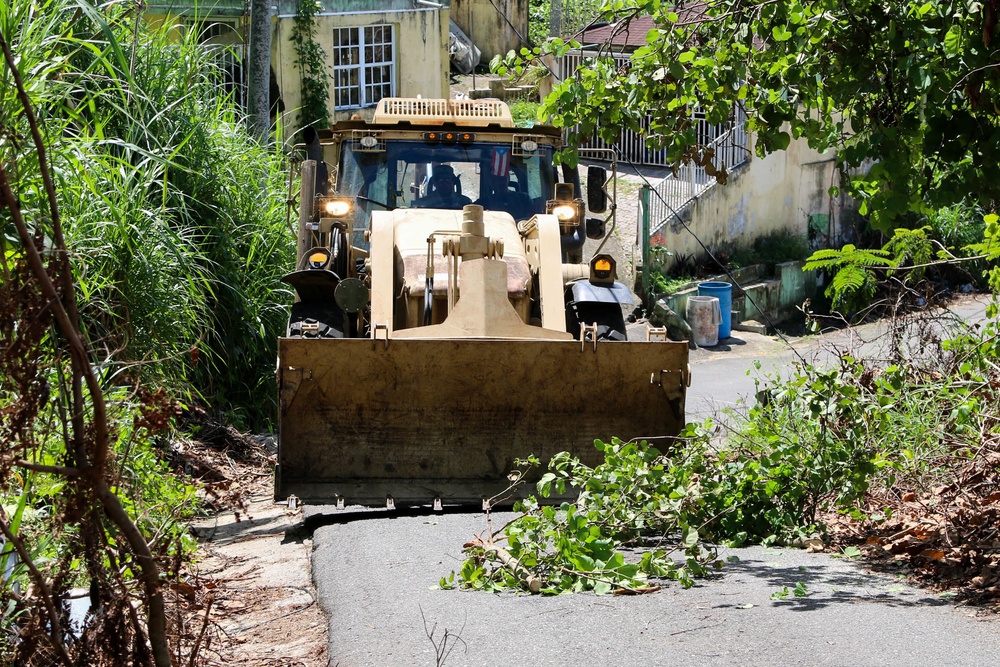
{"left": 647, "top": 111, "right": 750, "bottom": 237}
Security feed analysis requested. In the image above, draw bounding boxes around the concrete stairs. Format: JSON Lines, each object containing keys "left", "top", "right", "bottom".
{"left": 657, "top": 260, "right": 817, "bottom": 334}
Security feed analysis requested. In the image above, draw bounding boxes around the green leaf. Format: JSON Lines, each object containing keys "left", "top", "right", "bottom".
{"left": 772, "top": 26, "right": 793, "bottom": 41}
{"left": 943, "top": 24, "right": 962, "bottom": 55}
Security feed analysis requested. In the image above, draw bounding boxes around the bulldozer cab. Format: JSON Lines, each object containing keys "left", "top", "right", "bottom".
{"left": 331, "top": 131, "right": 557, "bottom": 232}
{"left": 276, "top": 99, "right": 690, "bottom": 509}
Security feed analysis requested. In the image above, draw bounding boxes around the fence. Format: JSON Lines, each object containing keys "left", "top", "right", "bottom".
{"left": 646, "top": 110, "right": 750, "bottom": 237}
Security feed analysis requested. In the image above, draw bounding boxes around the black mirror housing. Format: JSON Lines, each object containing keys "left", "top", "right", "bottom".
{"left": 587, "top": 166, "right": 608, "bottom": 213}
{"left": 586, "top": 217, "right": 606, "bottom": 240}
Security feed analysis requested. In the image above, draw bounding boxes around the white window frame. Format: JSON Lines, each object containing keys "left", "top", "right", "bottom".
{"left": 331, "top": 24, "right": 396, "bottom": 110}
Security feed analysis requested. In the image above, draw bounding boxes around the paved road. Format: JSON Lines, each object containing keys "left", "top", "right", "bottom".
{"left": 311, "top": 513, "right": 997, "bottom": 667}
{"left": 308, "top": 295, "right": 997, "bottom": 667}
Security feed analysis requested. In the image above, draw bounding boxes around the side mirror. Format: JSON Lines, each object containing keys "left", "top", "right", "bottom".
{"left": 586, "top": 217, "right": 606, "bottom": 240}
{"left": 587, "top": 166, "right": 608, "bottom": 213}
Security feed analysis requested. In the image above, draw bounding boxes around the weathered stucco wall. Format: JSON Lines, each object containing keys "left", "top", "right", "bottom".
{"left": 450, "top": 0, "right": 528, "bottom": 63}
{"left": 658, "top": 133, "right": 843, "bottom": 262}
{"left": 273, "top": 7, "right": 449, "bottom": 130}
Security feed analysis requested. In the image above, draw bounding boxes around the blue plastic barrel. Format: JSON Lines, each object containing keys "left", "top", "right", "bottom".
{"left": 697, "top": 281, "right": 733, "bottom": 339}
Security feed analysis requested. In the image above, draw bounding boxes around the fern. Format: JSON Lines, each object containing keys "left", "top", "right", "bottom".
{"left": 885, "top": 227, "right": 933, "bottom": 280}
{"left": 828, "top": 264, "right": 877, "bottom": 312}
{"left": 803, "top": 244, "right": 894, "bottom": 271}
{"left": 804, "top": 244, "right": 894, "bottom": 315}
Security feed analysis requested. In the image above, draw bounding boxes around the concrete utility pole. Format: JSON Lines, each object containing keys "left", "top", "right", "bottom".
{"left": 549, "top": 0, "right": 563, "bottom": 38}
{"left": 248, "top": 0, "right": 273, "bottom": 142}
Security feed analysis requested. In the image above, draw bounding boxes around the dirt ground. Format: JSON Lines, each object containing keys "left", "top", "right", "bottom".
{"left": 173, "top": 426, "right": 328, "bottom": 667}
{"left": 189, "top": 489, "right": 327, "bottom": 666}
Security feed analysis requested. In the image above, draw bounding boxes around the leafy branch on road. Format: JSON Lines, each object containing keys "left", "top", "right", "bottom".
{"left": 450, "top": 300, "right": 1000, "bottom": 603}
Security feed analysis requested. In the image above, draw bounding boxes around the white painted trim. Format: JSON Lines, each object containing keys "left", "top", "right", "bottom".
{"left": 275, "top": 8, "right": 438, "bottom": 19}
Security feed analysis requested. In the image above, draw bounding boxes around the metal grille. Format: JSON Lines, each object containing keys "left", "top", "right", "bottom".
{"left": 373, "top": 98, "right": 513, "bottom": 126}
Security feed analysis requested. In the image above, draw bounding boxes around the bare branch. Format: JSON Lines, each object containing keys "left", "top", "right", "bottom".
{"left": 14, "top": 460, "right": 81, "bottom": 476}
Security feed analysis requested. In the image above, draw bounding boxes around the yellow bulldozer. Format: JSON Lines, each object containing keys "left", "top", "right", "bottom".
{"left": 275, "top": 98, "right": 690, "bottom": 509}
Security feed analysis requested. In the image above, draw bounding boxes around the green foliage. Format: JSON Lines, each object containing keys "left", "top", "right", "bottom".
{"left": 452, "top": 407, "right": 884, "bottom": 593}
{"left": 732, "top": 232, "right": 810, "bottom": 269}
{"left": 504, "top": 1, "right": 1000, "bottom": 228}
{"left": 804, "top": 228, "right": 935, "bottom": 314}
{"left": 528, "top": 0, "right": 552, "bottom": 45}
{"left": 452, "top": 290, "right": 1000, "bottom": 596}
{"left": 771, "top": 581, "right": 809, "bottom": 600}
{"left": 2, "top": 2, "right": 294, "bottom": 428}
{"left": 1, "top": 1, "right": 293, "bottom": 660}
{"left": 924, "top": 202, "right": 987, "bottom": 253}
{"left": 2, "top": 385, "right": 199, "bottom": 599}
{"left": 648, "top": 270, "right": 694, "bottom": 296}
{"left": 739, "top": 347, "right": 992, "bottom": 512}
{"left": 291, "top": 0, "right": 330, "bottom": 130}
{"left": 528, "top": 0, "right": 608, "bottom": 44}
{"left": 968, "top": 213, "right": 1000, "bottom": 296}
{"left": 508, "top": 100, "right": 541, "bottom": 126}
{"left": 456, "top": 437, "right": 718, "bottom": 594}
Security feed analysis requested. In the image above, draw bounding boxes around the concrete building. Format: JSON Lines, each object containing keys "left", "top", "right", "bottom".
{"left": 449, "top": 0, "right": 528, "bottom": 64}
{"left": 146, "top": 0, "right": 451, "bottom": 133}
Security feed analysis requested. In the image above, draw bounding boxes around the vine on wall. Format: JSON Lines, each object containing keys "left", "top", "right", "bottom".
{"left": 291, "top": 0, "right": 330, "bottom": 129}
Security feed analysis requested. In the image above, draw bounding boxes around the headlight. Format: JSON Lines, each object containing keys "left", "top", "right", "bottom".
{"left": 323, "top": 198, "right": 353, "bottom": 217}
{"left": 553, "top": 204, "right": 578, "bottom": 222}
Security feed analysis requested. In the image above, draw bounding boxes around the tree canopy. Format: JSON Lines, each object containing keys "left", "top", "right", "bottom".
{"left": 502, "top": 0, "right": 1000, "bottom": 230}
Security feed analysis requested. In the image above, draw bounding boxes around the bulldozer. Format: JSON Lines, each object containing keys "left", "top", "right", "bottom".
{"left": 276, "top": 98, "right": 690, "bottom": 509}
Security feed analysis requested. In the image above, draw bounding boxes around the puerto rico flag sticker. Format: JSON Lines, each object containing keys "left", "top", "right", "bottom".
{"left": 491, "top": 146, "right": 511, "bottom": 177}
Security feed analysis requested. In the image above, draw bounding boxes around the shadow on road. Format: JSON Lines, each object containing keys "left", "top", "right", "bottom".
{"left": 717, "top": 554, "right": 951, "bottom": 611}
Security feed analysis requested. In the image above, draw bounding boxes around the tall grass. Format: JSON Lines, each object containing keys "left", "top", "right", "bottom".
{"left": 3, "top": 1, "right": 294, "bottom": 428}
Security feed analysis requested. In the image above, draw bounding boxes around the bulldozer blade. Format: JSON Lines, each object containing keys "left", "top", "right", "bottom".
{"left": 275, "top": 337, "right": 689, "bottom": 506}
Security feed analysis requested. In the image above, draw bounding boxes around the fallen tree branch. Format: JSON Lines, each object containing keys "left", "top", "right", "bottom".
{"left": 466, "top": 537, "right": 541, "bottom": 593}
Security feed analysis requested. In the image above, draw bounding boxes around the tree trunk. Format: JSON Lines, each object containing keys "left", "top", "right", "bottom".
{"left": 248, "top": 0, "right": 273, "bottom": 142}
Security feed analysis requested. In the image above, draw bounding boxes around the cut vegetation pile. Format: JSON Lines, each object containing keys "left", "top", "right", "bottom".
{"left": 451, "top": 299, "right": 1000, "bottom": 609}
{"left": 848, "top": 445, "right": 1000, "bottom": 602}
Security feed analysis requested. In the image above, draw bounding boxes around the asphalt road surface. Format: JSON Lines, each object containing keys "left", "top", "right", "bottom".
{"left": 308, "top": 296, "right": 998, "bottom": 666}
{"left": 311, "top": 513, "right": 997, "bottom": 667}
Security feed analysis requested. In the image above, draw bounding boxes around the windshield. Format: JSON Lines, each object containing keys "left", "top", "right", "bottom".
{"left": 336, "top": 138, "right": 557, "bottom": 239}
